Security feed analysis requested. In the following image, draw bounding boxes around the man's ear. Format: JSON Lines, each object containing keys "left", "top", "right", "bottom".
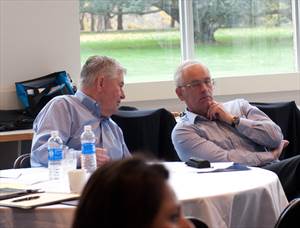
{"left": 96, "top": 76, "right": 104, "bottom": 91}
{"left": 175, "top": 87, "right": 184, "bottom": 101}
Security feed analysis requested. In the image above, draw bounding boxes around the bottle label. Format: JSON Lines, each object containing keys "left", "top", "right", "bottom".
{"left": 48, "top": 148, "right": 63, "bottom": 161}
{"left": 82, "top": 143, "right": 95, "bottom": 155}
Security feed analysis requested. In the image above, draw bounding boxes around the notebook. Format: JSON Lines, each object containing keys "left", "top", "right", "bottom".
{"left": 0, "top": 192, "right": 79, "bottom": 209}
{"left": 0, "top": 187, "right": 40, "bottom": 200}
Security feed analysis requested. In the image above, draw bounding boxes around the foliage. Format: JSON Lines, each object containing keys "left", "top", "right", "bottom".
{"left": 80, "top": 0, "right": 160, "bottom": 16}
{"left": 80, "top": 0, "right": 292, "bottom": 43}
{"left": 191, "top": 0, "right": 292, "bottom": 43}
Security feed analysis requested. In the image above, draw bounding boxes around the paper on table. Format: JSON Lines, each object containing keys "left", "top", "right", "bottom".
{"left": 0, "top": 170, "right": 22, "bottom": 179}
{"left": 197, "top": 163, "right": 250, "bottom": 173}
{"left": 0, "top": 182, "right": 27, "bottom": 189}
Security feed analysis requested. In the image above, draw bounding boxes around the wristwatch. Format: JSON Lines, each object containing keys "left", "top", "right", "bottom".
{"left": 231, "top": 116, "right": 240, "bottom": 127}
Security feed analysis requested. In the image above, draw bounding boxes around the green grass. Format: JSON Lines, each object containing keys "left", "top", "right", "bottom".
{"left": 80, "top": 27, "right": 295, "bottom": 83}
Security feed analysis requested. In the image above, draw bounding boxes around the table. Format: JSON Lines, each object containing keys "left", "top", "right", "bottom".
{"left": 0, "top": 129, "right": 33, "bottom": 143}
{"left": 0, "top": 162, "right": 288, "bottom": 228}
{"left": 165, "top": 162, "right": 288, "bottom": 228}
{"left": 0, "top": 129, "right": 33, "bottom": 157}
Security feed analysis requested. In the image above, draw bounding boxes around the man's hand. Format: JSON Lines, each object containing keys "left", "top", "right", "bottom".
{"left": 95, "top": 147, "right": 110, "bottom": 167}
{"left": 207, "top": 101, "right": 234, "bottom": 124}
{"left": 271, "top": 140, "right": 289, "bottom": 159}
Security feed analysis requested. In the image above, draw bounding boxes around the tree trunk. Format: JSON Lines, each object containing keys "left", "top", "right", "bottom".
{"left": 91, "top": 14, "right": 95, "bottom": 32}
{"left": 194, "top": 21, "right": 217, "bottom": 43}
{"left": 250, "top": 0, "right": 257, "bottom": 27}
{"left": 170, "top": 0, "right": 177, "bottom": 27}
{"left": 117, "top": 7, "right": 123, "bottom": 30}
{"left": 97, "top": 15, "right": 105, "bottom": 32}
{"left": 104, "top": 14, "right": 112, "bottom": 30}
{"left": 171, "top": 17, "right": 175, "bottom": 28}
{"left": 79, "top": 13, "right": 85, "bottom": 31}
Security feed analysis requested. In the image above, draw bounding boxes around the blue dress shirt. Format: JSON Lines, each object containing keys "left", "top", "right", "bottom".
{"left": 31, "top": 90, "right": 131, "bottom": 167}
{"left": 172, "top": 99, "right": 283, "bottom": 166}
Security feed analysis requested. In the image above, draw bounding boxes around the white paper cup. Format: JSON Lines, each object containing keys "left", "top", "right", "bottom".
{"left": 63, "top": 148, "right": 77, "bottom": 173}
{"left": 68, "top": 169, "right": 87, "bottom": 193}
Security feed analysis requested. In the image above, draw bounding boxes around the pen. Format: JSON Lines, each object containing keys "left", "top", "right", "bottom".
{"left": 12, "top": 196, "right": 40, "bottom": 202}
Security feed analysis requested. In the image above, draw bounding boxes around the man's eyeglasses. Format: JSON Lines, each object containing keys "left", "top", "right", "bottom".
{"left": 178, "top": 78, "right": 214, "bottom": 89}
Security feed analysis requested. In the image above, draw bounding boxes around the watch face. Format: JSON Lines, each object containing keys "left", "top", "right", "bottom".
{"left": 232, "top": 116, "right": 240, "bottom": 127}
{"left": 233, "top": 116, "right": 240, "bottom": 126}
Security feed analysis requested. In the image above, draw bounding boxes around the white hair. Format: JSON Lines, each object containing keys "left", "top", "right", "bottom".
{"left": 80, "top": 56, "right": 126, "bottom": 88}
{"left": 173, "top": 60, "right": 210, "bottom": 87}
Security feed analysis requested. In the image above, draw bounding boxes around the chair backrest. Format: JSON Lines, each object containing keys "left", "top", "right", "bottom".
{"left": 111, "top": 108, "right": 180, "bottom": 161}
{"left": 274, "top": 198, "right": 300, "bottom": 228}
{"left": 250, "top": 101, "right": 300, "bottom": 159}
{"left": 13, "top": 153, "right": 31, "bottom": 169}
{"left": 186, "top": 217, "right": 208, "bottom": 228}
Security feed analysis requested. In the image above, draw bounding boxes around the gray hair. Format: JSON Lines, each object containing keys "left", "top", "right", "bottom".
{"left": 80, "top": 56, "right": 126, "bottom": 88}
{"left": 174, "top": 60, "right": 210, "bottom": 87}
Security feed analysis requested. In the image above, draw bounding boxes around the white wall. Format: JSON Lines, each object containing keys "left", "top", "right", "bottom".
{"left": 0, "top": 0, "right": 299, "bottom": 112}
{"left": 0, "top": 0, "right": 80, "bottom": 109}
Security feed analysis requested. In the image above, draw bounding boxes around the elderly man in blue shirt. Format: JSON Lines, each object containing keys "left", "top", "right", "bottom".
{"left": 172, "top": 60, "right": 300, "bottom": 200}
{"left": 31, "top": 56, "right": 131, "bottom": 167}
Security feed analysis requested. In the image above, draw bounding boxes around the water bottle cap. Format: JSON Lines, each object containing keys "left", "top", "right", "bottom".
{"left": 51, "top": 130, "right": 59, "bottom": 137}
{"left": 84, "top": 125, "right": 92, "bottom": 131}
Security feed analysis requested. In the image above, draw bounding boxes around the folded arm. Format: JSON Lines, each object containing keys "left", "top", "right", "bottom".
{"left": 208, "top": 99, "right": 283, "bottom": 148}
{"left": 172, "top": 125, "right": 277, "bottom": 167}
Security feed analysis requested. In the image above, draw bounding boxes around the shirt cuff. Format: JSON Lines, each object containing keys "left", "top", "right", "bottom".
{"left": 256, "top": 151, "right": 275, "bottom": 166}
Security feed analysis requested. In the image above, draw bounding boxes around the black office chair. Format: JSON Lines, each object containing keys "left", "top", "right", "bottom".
{"left": 250, "top": 101, "right": 300, "bottom": 159}
{"left": 111, "top": 108, "right": 180, "bottom": 161}
{"left": 118, "top": 105, "right": 138, "bottom": 111}
{"left": 13, "top": 153, "right": 31, "bottom": 168}
{"left": 274, "top": 198, "right": 300, "bottom": 228}
{"left": 186, "top": 217, "right": 208, "bottom": 228}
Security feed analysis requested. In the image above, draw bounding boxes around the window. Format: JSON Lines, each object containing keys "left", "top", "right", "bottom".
{"left": 79, "top": 0, "right": 180, "bottom": 83}
{"left": 79, "top": 0, "right": 299, "bottom": 101}
{"left": 192, "top": 0, "right": 295, "bottom": 78}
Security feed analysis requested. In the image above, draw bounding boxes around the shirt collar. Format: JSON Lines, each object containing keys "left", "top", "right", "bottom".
{"left": 184, "top": 108, "right": 208, "bottom": 124}
{"left": 75, "top": 90, "right": 101, "bottom": 118}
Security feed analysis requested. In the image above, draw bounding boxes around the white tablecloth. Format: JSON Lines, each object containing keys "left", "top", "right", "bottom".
{"left": 0, "top": 162, "right": 288, "bottom": 228}
{"left": 164, "top": 162, "right": 288, "bottom": 228}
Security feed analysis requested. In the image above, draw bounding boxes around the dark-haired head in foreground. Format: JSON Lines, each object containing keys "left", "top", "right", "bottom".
{"left": 72, "top": 157, "right": 193, "bottom": 228}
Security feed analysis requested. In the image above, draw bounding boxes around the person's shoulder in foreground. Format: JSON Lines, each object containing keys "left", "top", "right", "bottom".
{"left": 30, "top": 55, "right": 131, "bottom": 167}
{"left": 72, "top": 156, "right": 194, "bottom": 228}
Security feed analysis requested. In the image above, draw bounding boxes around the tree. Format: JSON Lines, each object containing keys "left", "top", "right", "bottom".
{"left": 192, "top": 0, "right": 249, "bottom": 43}
{"left": 79, "top": 0, "right": 292, "bottom": 42}
{"left": 80, "top": 0, "right": 169, "bottom": 31}
{"left": 157, "top": 0, "right": 291, "bottom": 43}
{"left": 107, "top": 0, "right": 164, "bottom": 31}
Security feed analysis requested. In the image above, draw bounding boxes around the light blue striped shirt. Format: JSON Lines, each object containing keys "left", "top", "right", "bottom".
{"left": 31, "top": 90, "right": 131, "bottom": 167}
{"left": 172, "top": 99, "right": 283, "bottom": 166}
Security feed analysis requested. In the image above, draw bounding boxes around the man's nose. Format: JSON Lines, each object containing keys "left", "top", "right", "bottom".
{"left": 198, "top": 82, "right": 210, "bottom": 91}
{"left": 120, "top": 89, "right": 125, "bottom": 99}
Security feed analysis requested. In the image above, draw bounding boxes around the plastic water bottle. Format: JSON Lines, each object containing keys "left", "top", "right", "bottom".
{"left": 48, "top": 130, "right": 63, "bottom": 180}
{"left": 81, "top": 125, "right": 97, "bottom": 174}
